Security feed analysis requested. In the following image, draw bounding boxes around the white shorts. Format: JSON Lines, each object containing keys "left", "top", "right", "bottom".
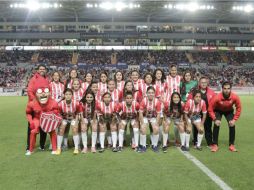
{"left": 62, "top": 119, "right": 76, "bottom": 126}
{"left": 121, "top": 119, "right": 136, "bottom": 126}
{"left": 188, "top": 118, "right": 201, "bottom": 124}
{"left": 143, "top": 117, "right": 157, "bottom": 125}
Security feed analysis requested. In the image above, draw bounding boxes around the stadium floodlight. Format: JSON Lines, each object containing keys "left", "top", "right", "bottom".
{"left": 244, "top": 5, "right": 253, "bottom": 13}
{"left": 115, "top": 2, "right": 127, "bottom": 12}
{"left": 100, "top": 2, "right": 113, "bottom": 10}
{"left": 164, "top": 2, "right": 214, "bottom": 11}
{"left": 10, "top": 1, "right": 62, "bottom": 10}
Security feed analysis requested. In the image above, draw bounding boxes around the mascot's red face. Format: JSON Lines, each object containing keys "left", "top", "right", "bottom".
{"left": 36, "top": 87, "right": 50, "bottom": 104}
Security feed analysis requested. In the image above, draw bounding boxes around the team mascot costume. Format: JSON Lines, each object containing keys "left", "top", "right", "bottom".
{"left": 25, "top": 78, "right": 62, "bottom": 156}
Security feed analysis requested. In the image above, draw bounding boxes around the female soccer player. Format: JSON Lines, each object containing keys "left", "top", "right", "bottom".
{"left": 56, "top": 88, "right": 82, "bottom": 155}
{"left": 114, "top": 71, "right": 125, "bottom": 93}
{"left": 72, "top": 78, "right": 85, "bottom": 102}
{"left": 130, "top": 70, "right": 143, "bottom": 98}
{"left": 98, "top": 71, "right": 108, "bottom": 96}
{"left": 65, "top": 69, "right": 79, "bottom": 89}
{"left": 153, "top": 68, "right": 167, "bottom": 102}
{"left": 96, "top": 92, "right": 118, "bottom": 153}
{"left": 139, "top": 86, "right": 162, "bottom": 153}
{"left": 82, "top": 72, "right": 93, "bottom": 92}
{"left": 163, "top": 92, "right": 185, "bottom": 152}
{"left": 118, "top": 92, "right": 140, "bottom": 152}
{"left": 107, "top": 79, "right": 123, "bottom": 103}
{"left": 184, "top": 90, "right": 207, "bottom": 151}
{"left": 80, "top": 91, "right": 97, "bottom": 153}
{"left": 87, "top": 81, "right": 101, "bottom": 101}
{"left": 50, "top": 71, "right": 64, "bottom": 103}
{"left": 124, "top": 80, "right": 142, "bottom": 103}
{"left": 140, "top": 72, "right": 154, "bottom": 98}
{"left": 180, "top": 70, "right": 198, "bottom": 103}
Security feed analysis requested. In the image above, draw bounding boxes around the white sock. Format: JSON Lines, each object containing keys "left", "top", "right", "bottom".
{"left": 100, "top": 132, "right": 106, "bottom": 148}
{"left": 106, "top": 130, "right": 112, "bottom": 145}
{"left": 153, "top": 134, "right": 159, "bottom": 147}
{"left": 118, "top": 129, "right": 125, "bottom": 147}
{"left": 57, "top": 135, "right": 63, "bottom": 149}
{"left": 185, "top": 133, "right": 191, "bottom": 148}
{"left": 111, "top": 131, "right": 117, "bottom": 148}
{"left": 133, "top": 128, "right": 139, "bottom": 147}
{"left": 174, "top": 125, "right": 179, "bottom": 141}
{"left": 162, "top": 132, "right": 168, "bottom": 147}
{"left": 63, "top": 137, "right": 68, "bottom": 147}
{"left": 73, "top": 135, "right": 79, "bottom": 150}
{"left": 150, "top": 134, "right": 154, "bottom": 146}
{"left": 180, "top": 132, "right": 186, "bottom": 146}
{"left": 140, "top": 134, "right": 146, "bottom": 147}
{"left": 91, "top": 132, "right": 97, "bottom": 148}
{"left": 197, "top": 133, "right": 204, "bottom": 147}
{"left": 81, "top": 132, "right": 87, "bottom": 148}
{"left": 159, "top": 126, "right": 163, "bottom": 142}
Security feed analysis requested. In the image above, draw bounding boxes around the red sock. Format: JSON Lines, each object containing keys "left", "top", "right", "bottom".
{"left": 50, "top": 131, "right": 57, "bottom": 151}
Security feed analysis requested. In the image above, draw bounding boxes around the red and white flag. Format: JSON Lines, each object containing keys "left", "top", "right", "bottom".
{"left": 40, "top": 112, "right": 62, "bottom": 133}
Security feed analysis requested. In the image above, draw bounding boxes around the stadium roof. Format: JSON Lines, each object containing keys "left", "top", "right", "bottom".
{"left": 1, "top": 0, "right": 254, "bottom": 24}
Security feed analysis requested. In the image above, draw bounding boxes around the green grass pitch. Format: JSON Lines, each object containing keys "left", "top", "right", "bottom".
{"left": 0, "top": 96, "right": 253, "bottom": 190}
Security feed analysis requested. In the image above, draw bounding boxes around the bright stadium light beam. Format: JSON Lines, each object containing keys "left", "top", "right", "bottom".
{"left": 26, "top": 0, "right": 40, "bottom": 11}
{"left": 115, "top": 2, "right": 126, "bottom": 11}
{"left": 100, "top": 2, "right": 113, "bottom": 10}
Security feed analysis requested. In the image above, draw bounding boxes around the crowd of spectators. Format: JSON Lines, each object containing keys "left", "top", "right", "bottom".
{"left": 0, "top": 67, "right": 27, "bottom": 87}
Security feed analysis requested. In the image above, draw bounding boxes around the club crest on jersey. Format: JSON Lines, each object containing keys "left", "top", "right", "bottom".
{"left": 40, "top": 112, "right": 62, "bottom": 133}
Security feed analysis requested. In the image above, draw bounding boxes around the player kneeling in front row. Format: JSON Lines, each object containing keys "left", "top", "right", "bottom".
{"left": 80, "top": 90, "right": 98, "bottom": 153}
{"left": 118, "top": 92, "right": 140, "bottom": 152}
{"left": 163, "top": 92, "right": 185, "bottom": 153}
{"left": 139, "top": 86, "right": 162, "bottom": 153}
{"left": 184, "top": 90, "right": 207, "bottom": 151}
{"left": 56, "top": 88, "right": 82, "bottom": 155}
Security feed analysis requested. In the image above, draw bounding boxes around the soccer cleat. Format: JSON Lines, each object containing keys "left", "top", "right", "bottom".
{"left": 152, "top": 146, "right": 159, "bottom": 153}
{"left": 131, "top": 143, "right": 136, "bottom": 149}
{"left": 211, "top": 144, "right": 219, "bottom": 152}
{"left": 181, "top": 146, "right": 187, "bottom": 151}
{"left": 55, "top": 149, "right": 61, "bottom": 155}
{"left": 162, "top": 146, "right": 168, "bottom": 153}
{"left": 196, "top": 146, "right": 202, "bottom": 151}
{"left": 185, "top": 147, "right": 190, "bottom": 151}
{"left": 229, "top": 145, "right": 237, "bottom": 152}
{"left": 51, "top": 151, "right": 57, "bottom": 155}
{"left": 112, "top": 147, "right": 118, "bottom": 152}
{"left": 25, "top": 151, "right": 32, "bottom": 156}
{"left": 118, "top": 147, "right": 123, "bottom": 152}
{"left": 98, "top": 147, "right": 105, "bottom": 153}
{"left": 91, "top": 147, "right": 96, "bottom": 153}
{"left": 208, "top": 144, "right": 214, "bottom": 150}
{"left": 73, "top": 149, "right": 79, "bottom": 155}
{"left": 81, "top": 148, "right": 88, "bottom": 154}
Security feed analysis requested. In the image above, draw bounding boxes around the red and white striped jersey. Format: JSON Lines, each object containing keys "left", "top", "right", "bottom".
{"left": 164, "top": 101, "right": 185, "bottom": 119}
{"left": 73, "top": 88, "right": 85, "bottom": 102}
{"left": 116, "top": 81, "right": 125, "bottom": 92}
{"left": 154, "top": 80, "right": 168, "bottom": 100}
{"left": 139, "top": 83, "right": 153, "bottom": 98}
{"left": 140, "top": 98, "right": 162, "bottom": 118}
{"left": 184, "top": 99, "right": 207, "bottom": 116}
{"left": 81, "top": 82, "right": 90, "bottom": 92}
{"left": 133, "top": 79, "right": 143, "bottom": 91}
{"left": 166, "top": 75, "right": 181, "bottom": 96}
{"left": 81, "top": 102, "right": 94, "bottom": 120}
{"left": 58, "top": 100, "right": 82, "bottom": 120}
{"left": 118, "top": 101, "right": 140, "bottom": 120}
{"left": 108, "top": 89, "right": 123, "bottom": 103}
{"left": 98, "top": 82, "right": 108, "bottom": 96}
{"left": 50, "top": 81, "right": 64, "bottom": 102}
{"left": 96, "top": 101, "right": 118, "bottom": 116}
